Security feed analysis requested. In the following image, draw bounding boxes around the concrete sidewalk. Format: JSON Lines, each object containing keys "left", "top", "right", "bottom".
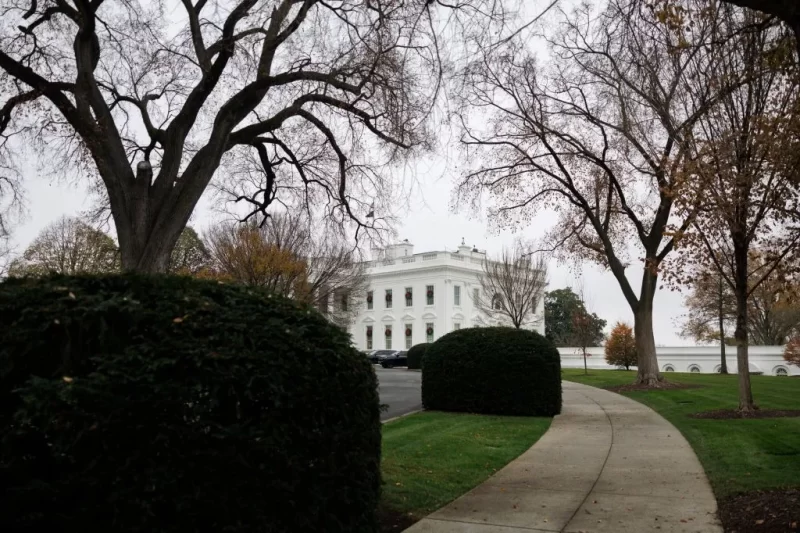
{"left": 404, "top": 381, "right": 721, "bottom": 533}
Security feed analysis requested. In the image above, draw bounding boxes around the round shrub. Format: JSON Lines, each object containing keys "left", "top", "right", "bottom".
{"left": 422, "top": 327, "right": 561, "bottom": 416}
{"left": 406, "top": 343, "right": 430, "bottom": 370}
{"left": 0, "top": 274, "right": 380, "bottom": 533}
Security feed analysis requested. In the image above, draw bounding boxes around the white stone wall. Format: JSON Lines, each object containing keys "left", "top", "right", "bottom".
{"left": 558, "top": 345, "right": 798, "bottom": 377}
{"left": 349, "top": 244, "right": 546, "bottom": 350}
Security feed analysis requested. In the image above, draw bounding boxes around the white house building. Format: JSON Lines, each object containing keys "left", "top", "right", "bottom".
{"left": 348, "top": 240, "right": 546, "bottom": 351}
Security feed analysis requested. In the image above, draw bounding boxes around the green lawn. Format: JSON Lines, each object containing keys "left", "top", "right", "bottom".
{"left": 380, "top": 411, "right": 551, "bottom": 518}
{"left": 562, "top": 369, "right": 800, "bottom": 498}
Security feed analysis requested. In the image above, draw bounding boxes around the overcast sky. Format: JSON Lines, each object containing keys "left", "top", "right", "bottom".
{"left": 8, "top": 145, "right": 693, "bottom": 346}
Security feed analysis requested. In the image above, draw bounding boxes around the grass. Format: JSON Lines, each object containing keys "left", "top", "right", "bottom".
{"left": 562, "top": 369, "right": 800, "bottom": 498}
{"left": 380, "top": 411, "right": 551, "bottom": 518}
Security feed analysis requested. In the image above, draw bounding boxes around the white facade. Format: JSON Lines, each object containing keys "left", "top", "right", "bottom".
{"left": 558, "top": 345, "right": 798, "bottom": 377}
{"left": 349, "top": 241, "right": 546, "bottom": 351}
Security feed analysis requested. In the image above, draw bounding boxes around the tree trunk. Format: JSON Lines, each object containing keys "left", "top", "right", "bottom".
{"left": 718, "top": 277, "right": 729, "bottom": 374}
{"left": 633, "top": 270, "right": 663, "bottom": 386}
{"left": 733, "top": 243, "right": 756, "bottom": 412}
{"left": 114, "top": 162, "right": 195, "bottom": 273}
{"left": 583, "top": 348, "right": 588, "bottom": 375}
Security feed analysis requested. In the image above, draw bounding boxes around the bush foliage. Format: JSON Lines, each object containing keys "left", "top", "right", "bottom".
{"left": 0, "top": 274, "right": 381, "bottom": 533}
{"left": 407, "top": 343, "right": 430, "bottom": 370}
{"left": 422, "top": 327, "right": 561, "bottom": 416}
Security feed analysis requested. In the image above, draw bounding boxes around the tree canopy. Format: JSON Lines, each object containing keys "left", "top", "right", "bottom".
{"left": 0, "top": 0, "right": 516, "bottom": 272}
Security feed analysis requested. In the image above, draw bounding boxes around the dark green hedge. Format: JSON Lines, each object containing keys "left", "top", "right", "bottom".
{"left": 422, "top": 327, "right": 561, "bottom": 416}
{"left": 406, "top": 343, "right": 430, "bottom": 370}
{"left": 0, "top": 274, "right": 381, "bottom": 533}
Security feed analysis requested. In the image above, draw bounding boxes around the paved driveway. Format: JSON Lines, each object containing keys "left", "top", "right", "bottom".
{"left": 375, "top": 366, "right": 422, "bottom": 421}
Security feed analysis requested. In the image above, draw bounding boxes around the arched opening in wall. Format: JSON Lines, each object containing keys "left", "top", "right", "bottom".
{"left": 688, "top": 365, "right": 701, "bottom": 373}
{"left": 774, "top": 366, "right": 789, "bottom": 377}
{"left": 663, "top": 364, "right": 675, "bottom": 372}
{"left": 713, "top": 365, "right": 721, "bottom": 373}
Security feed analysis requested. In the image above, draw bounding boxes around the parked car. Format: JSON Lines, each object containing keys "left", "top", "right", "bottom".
{"left": 380, "top": 350, "right": 408, "bottom": 368}
{"left": 369, "top": 349, "right": 397, "bottom": 364}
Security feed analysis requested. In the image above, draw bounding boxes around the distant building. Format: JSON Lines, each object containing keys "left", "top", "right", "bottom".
{"left": 558, "top": 346, "right": 797, "bottom": 376}
{"left": 349, "top": 240, "right": 546, "bottom": 351}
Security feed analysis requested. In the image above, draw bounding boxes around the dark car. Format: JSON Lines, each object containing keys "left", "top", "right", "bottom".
{"left": 379, "top": 350, "right": 408, "bottom": 368}
{"left": 369, "top": 349, "right": 397, "bottom": 364}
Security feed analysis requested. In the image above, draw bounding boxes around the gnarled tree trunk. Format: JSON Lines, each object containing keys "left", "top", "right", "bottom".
{"left": 113, "top": 162, "right": 200, "bottom": 273}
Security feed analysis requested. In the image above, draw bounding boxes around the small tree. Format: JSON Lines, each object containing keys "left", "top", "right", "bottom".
{"left": 680, "top": 270, "right": 737, "bottom": 374}
{"left": 545, "top": 288, "right": 607, "bottom": 347}
{"left": 8, "top": 216, "right": 119, "bottom": 276}
{"left": 474, "top": 241, "right": 548, "bottom": 329}
{"left": 784, "top": 336, "right": 800, "bottom": 368}
{"left": 605, "top": 322, "right": 637, "bottom": 371}
{"left": 571, "top": 282, "right": 602, "bottom": 375}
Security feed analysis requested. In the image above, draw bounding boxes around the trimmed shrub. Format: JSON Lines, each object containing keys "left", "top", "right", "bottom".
{"left": 407, "top": 343, "right": 430, "bottom": 370}
{"left": 0, "top": 274, "right": 380, "bottom": 533}
{"left": 422, "top": 327, "right": 561, "bottom": 416}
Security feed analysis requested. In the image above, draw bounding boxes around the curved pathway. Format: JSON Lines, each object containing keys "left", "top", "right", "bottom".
{"left": 404, "top": 380, "right": 722, "bottom": 532}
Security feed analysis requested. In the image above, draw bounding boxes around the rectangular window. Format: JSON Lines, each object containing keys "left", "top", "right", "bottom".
{"left": 426, "top": 285, "right": 434, "bottom": 306}
{"left": 473, "top": 288, "right": 479, "bottom": 305}
{"left": 385, "top": 325, "right": 392, "bottom": 349}
{"left": 405, "top": 323, "right": 412, "bottom": 349}
{"left": 337, "top": 291, "right": 348, "bottom": 312}
{"left": 367, "top": 290, "right": 373, "bottom": 310}
{"left": 454, "top": 323, "right": 461, "bottom": 330}
{"left": 454, "top": 285, "right": 461, "bottom": 306}
{"left": 405, "top": 287, "right": 413, "bottom": 307}
{"left": 426, "top": 322, "right": 434, "bottom": 343}
{"left": 385, "top": 289, "right": 392, "bottom": 309}
{"left": 366, "top": 325, "right": 373, "bottom": 350}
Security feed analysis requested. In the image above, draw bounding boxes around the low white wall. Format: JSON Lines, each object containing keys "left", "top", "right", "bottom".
{"left": 557, "top": 346, "right": 798, "bottom": 377}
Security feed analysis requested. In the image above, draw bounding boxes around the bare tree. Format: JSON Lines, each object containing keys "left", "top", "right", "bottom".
{"left": 675, "top": 6, "right": 800, "bottom": 410}
{"left": 0, "top": 0, "right": 522, "bottom": 273}
{"left": 474, "top": 241, "right": 548, "bottom": 329}
{"left": 205, "top": 212, "right": 367, "bottom": 327}
{"left": 455, "top": 0, "right": 740, "bottom": 385}
{"left": 8, "top": 216, "right": 118, "bottom": 275}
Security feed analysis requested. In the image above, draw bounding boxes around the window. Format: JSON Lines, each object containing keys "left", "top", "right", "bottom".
{"left": 492, "top": 293, "right": 503, "bottom": 310}
{"left": 405, "top": 287, "right": 413, "bottom": 307}
{"left": 405, "top": 323, "right": 413, "bottom": 349}
{"left": 366, "top": 325, "right": 373, "bottom": 350}
{"left": 454, "top": 285, "right": 461, "bottom": 306}
{"left": 473, "top": 288, "right": 479, "bottom": 305}
{"left": 426, "top": 285, "right": 434, "bottom": 305}
{"left": 337, "top": 291, "right": 348, "bottom": 312}
{"left": 367, "top": 290, "right": 373, "bottom": 310}
{"left": 385, "top": 325, "right": 392, "bottom": 349}
{"left": 426, "top": 322, "right": 434, "bottom": 343}
{"left": 318, "top": 292, "right": 329, "bottom": 314}
{"left": 385, "top": 289, "right": 393, "bottom": 309}
{"left": 454, "top": 323, "right": 461, "bottom": 331}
